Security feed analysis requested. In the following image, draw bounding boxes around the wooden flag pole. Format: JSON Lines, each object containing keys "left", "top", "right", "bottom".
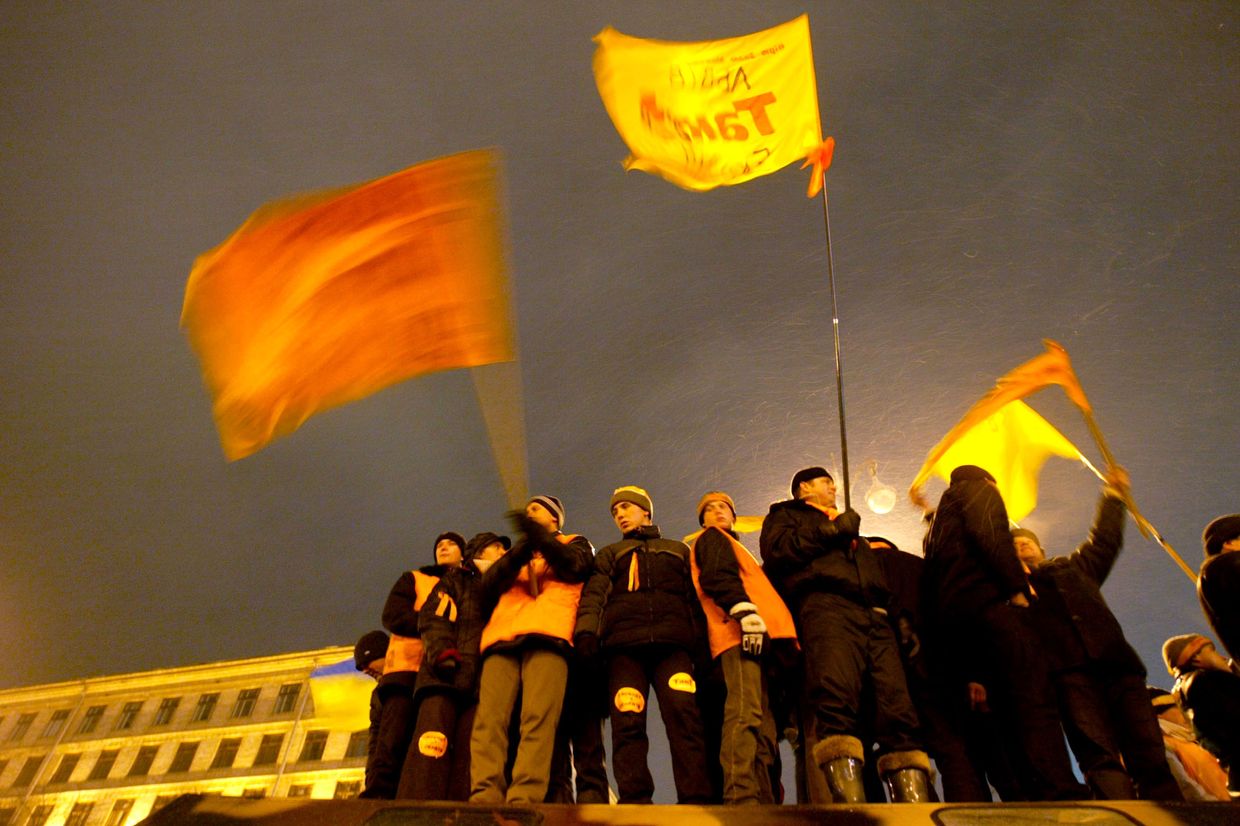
{"left": 818, "top": 186, "right": 851, "bottom": 510}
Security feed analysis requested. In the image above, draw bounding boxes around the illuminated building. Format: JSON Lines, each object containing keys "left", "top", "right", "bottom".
{"left": 0, "top": 645, "right": 369, "bottom": 825}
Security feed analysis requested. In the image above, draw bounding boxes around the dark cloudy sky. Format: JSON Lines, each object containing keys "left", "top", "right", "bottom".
{"left": 2, "top": 0, "right": 1237, "bottom": 795}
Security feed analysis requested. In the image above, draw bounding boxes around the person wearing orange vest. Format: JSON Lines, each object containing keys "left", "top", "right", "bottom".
{"left": 575, "top": 485, "right": 712, "bottom": 804}
{"left": 366, "top": 531, "right": 463, "bottom": 798}
{"left": 397, "top": 532, "right": 508, "bottom": 800}
{"left": 688, "top": 491, "right": 798, "bottom": 805}
{"left": 761, "top": 467, "right": 930, "bottom": 803}
{"left": 469, "top": 496, "right": 594, "bottom": 804}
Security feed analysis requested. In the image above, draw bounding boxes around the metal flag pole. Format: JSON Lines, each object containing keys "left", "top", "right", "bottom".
{"left": 818, "top": 186, "right": 851, "bottom": 510}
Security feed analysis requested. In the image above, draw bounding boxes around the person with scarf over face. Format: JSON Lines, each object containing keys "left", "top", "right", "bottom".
{"left": 575, "top": 485, "right": 713, "bottom": 804}
{"left": 469, "top": 500, "right": 593, "bottom": 804}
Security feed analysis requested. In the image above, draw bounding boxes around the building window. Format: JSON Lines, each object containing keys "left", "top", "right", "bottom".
{"left": 153, "top": 697, "right": 181, "bottom": 726}
{"left": 242, "top": 787, "right": 267, "bottom": 799}
{"left": 298, "top": 730, "right": 328, "bottom": 762}
{"left": 25, "top": 805, "right": 53, "bottom": 826}
{"left": 104, "top": 799, "right": 133, "bottom": 826}
{"left": 87, "top": 749, "right": 119, "bottom": 781}
{"left": 191, "top": 693, "right": 219, "bottom": 723}
{"left": 273, "top": 683, "right": 301, "bottom": 714}
{"left": 231, "top": 688, "right": 261, "bottom": 719}
{"left": 286, "top": 783, "right": 313, "bottom": 798}
{"left": 127, "top": 744, "right": 160, "bottom": 777}
{"left": 10, "top": 754, "right": 45, "bottom": 789}
{"left": 6, "top": 712, "right": 35, "bottom": 743}
{"left": 253, "top": 733, "right": 284, "bottom": 766}
{"left": 48, "top": 753, "right": 80, "bottom": 784}
{"left": 65, "top": 802, "right": 94, "bottom": 826}
{"left": 40, "top": 710, "right": 70, "bottom": 740}
{"left": 168, "top": 741, "right": 199, "bottom": 773}
{"left": 114, "top": 701, "right": 142, "bottom": 731}
{"left": 77, "top": 705, "right": 105, "bottom": 734}
{"left": 345, "top": 730, "right": 369, "bottom": 759}
{"left": 210, "top": 738, "right": 242, "bottom": 770}
{"left": 0, "top": 806, "right": 15, "bottom": 826}
{"left": 333, "top": 780, "right": 362, "bottom": 799}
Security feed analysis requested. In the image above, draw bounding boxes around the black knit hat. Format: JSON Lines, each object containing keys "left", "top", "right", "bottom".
{"left": 354, "top": 630, "right": 389, "bottom": 671}
{"left": 433, "top": 532, "right": 466, "bottom": 558}
{"left": 950, "top": 465, "right": 996, "bottom": 484}
{"left": 528, "top": 494, "right": 566, "bottom": 530}
{"left": 465, "top": 532, "right": 511, "bottom": 559}
{"left": 790, "top": 467, "right": 832, "bottom": 499}
{"left": 1147, "top": 686, "right": 1177, "bottom": 712}
{"left": 1012, "top": 527, "right": 1042, "bottom": 548}
{"left": 1202, "top": 514, "right": 1240, "bottom": 559}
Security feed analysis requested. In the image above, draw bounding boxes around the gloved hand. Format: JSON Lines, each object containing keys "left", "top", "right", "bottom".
{"left": 508, "top": 510, "right": 553, "bottom": 549}
{"left": 574, "top": 632, "right": 600, "bottom": 660}
{"left": 730, "top": 602, "right": 767, "bottom": 657}
{"left": 834, "top": 508, "right": 861, "bottom": 537}
{"left": 434, "top": 651, "right": 460, "bottom": 680}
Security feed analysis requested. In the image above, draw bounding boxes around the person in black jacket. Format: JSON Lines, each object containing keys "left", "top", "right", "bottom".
{"left": 760, "top": 467, "right": 930, "bottom": 803}
{"left": 1164, "top": 633, "right": 1240, "bottom": 794}
{"left": 1017, "top": 466, "right": 1181, "bottom": 801}
{"left": 396, "top": 533, "right": 502, "bottom": 800}
{"left": 922, "top": 465, "right": 1086, "bottom": 801}
{"left": 1198, "top": 514, "right": 1240, "bottom": 661}
{"left": 353, "top": 630, "right": 391, "bottom": 797}
{"left": 574, "top": 485, "right": 712, "bottom": 804}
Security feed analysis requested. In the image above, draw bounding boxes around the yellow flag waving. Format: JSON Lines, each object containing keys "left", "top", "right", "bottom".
{"left": 593, "top": 15, "right": 825, "bottom": 193}
{"left": 181, "top": 149, "right": 515, "bottom": 461}
{"left": 914, "top": 400, "right": 1083, "bottom": 522}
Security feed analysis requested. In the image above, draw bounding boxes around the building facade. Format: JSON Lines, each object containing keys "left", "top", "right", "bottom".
{"left": 0, "top": 646, "right": 370, "bottom": 826}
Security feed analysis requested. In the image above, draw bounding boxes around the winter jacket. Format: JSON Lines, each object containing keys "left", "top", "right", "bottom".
{"left": 1027, "top": 494, "right": 1146, "bottom": 675}
{"left": 1198, "top": 551, "right": 1240, "bottom": 661}
{"left": 687, "top": 526, "right": 797, "bottom": 659}
{"left": 415, "top": 562, "right": 487, "bottom": 700}
{"left": 922, "top": 478, "right": 1030, "bottom": 625}
{"left": 759, "top": 498, "right": 888, "bottom": 609}
{"left": 575, "top": 525, "right": 701, "bottom": 652}
{"left": 380, "top": 567, "right": 443, "bottom": 686}
{"left": 480, "top": 530, "right": 593, "bottom": 656}
{"left": 1175, "top": 665, "right": 1240, "bottom": 775}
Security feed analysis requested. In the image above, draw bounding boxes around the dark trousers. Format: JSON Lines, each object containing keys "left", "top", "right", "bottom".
{"left": 797, "top": 592, "right": 922, "bottom": 755}
{"left": 362, "top": 683, "right": 416, "bottom": 799}
{"left": 971, "top": 602, "right": 1087, "bottom": 801}
{"left": 396, "top": 691, "right": 475, "bottom": 800}
{"left": 607, "top": 645, "right": 711, "bottom": 804}
{"left": 546, "top": 657, "right": 610, "bottom": 803}
{"left": 1056, "top": 668, "right": 1183, "bottom": 801}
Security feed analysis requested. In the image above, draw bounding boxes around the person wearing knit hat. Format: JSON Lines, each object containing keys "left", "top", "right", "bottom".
{"left": 355, "top": 630, "right": 390, "bottom": 674}
{"left": 1149, "top": 685, "right": 1232, "bottom": 801}
{"left": 761, "top": 466, "right": 930, "bottom": 803}
{"left": 1198, "top": 514, "right": 1240, "bottom": 662}
{"left": 352, "top": 630, "right": 393, "bottom": 798}
{"left": 689, "top": 490, "right": 797, "bottom": 804}
{"left": 1016, "top": 465, "right": 1182, "bottom": 801}
{"left": 1163, "top": 632, "right": 1240, "bottom": 794}
{"left": 575, "top": 485, "right": 712, "bottom": 804}
{"left": 468, "top": 500, "right": 596, "bottom": 805}
{"left": 435, "top": 532, "right": 467, "bottom": 567}
{"left": 921, "top": 466, "right": 1086, "bottom": 802}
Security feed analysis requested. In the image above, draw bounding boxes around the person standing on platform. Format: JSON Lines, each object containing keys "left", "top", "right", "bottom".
{"left": 575, "top": 485, "right": 713, "bottom": 804}
{"left": 1198, "top": 514, "right": 1240, "bottom": 660}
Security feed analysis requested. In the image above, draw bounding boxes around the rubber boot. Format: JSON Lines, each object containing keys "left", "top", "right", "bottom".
{"left": 883, "top": 767, "right": 933, "bottom": 802}
{"left": 823, "top": 757, "right": 867, "bottom": 803}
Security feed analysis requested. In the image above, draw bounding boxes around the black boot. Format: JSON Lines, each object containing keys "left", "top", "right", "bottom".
{"left": 823, "top": 757, "right": 867, "bottom": 803}
{"left": 883, "top": 767, "right": 932, "bottom": 802}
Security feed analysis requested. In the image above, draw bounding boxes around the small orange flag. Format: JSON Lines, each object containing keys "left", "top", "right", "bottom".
{"left": 909, "top": 340, "right": 1093, "bottom": 510}
{"left": 182, "top": 149, "right": 514, "bottom": 460}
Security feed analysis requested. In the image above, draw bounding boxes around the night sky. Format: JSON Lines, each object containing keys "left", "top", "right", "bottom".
{"left": 2, "top": 1, "right": 1237, "bottom": 799}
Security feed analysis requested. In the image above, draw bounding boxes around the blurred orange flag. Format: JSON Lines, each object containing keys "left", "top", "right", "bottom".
{"left": 594, "top": 15, "right": 829, "bottom": 194}
{"left": 909, "top": 340, "right": 1093, "bottom": 511}
{"left": 182, "top": 149, "right": 514, "bottom": 460}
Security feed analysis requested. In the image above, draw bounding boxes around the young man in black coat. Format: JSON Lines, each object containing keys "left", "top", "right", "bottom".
{"left": 760, "top": 467, "right": 930, "bottom": 803}
{"left": 1017, "top": 466, "right": 1181, "bottom": 800}
{"left": 1198, "top": 513, "right": 1240, "bottom": 661}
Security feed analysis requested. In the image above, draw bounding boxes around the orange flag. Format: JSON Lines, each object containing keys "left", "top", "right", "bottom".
{"left": 909, "top": 340, "right": 1092, "bottom": 510}
{"left": 593, "top": 15, "right": 832, "bottom": 194}
{"left": 182, "top": 149, "right": 514, "bottom": 460}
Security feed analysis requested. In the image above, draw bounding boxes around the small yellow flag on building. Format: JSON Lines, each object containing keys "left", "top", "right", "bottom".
{"left": 181, "top": 149, "right": 514, "bottom": 460}
{"left": 593, "top": 15, "right": 826, "bottom": 193}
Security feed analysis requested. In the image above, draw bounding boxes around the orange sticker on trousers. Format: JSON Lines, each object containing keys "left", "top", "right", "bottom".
{"left": 668, "top": 672, "right": 696, "bottom": 693}
{"left": 614, "top": 687, "right": 646, "bottom": 713}
{"left": 418, "top": 731, "right": 448, "bottom": 758}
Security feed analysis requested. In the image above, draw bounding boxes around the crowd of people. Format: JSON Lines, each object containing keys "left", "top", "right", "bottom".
{"left": 347, "top": 466, "right": 1240, "bottom": 806}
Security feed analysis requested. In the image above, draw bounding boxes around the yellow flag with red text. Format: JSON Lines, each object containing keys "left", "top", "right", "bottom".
{"left": 181, "top": 149, "right": 515, "bottom": 461}
{"left": 593, "top": 15, "right": 825, "bottom": 192}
